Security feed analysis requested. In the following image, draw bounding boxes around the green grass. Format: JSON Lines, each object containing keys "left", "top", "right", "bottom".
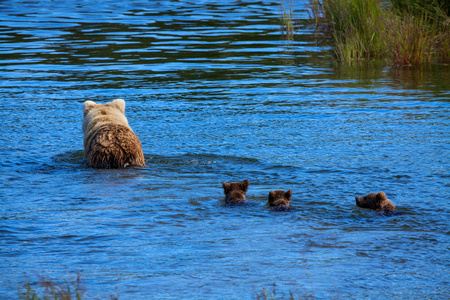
{"left": 305, "top": 0, "right": 450, "bottom": 65}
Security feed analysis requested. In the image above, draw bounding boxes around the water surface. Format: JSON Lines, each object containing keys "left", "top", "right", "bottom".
{"left": 1, "top": 1, "right": 449, "bottom": 299}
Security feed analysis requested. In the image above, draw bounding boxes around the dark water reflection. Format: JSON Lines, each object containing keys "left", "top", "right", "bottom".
{"left": 1, "top": 0, "right": 449, "bottom": 299}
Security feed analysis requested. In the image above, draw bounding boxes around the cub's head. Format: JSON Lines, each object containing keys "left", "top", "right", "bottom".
{"left": 222, "top": 179, "right": 249, "bottom": 204}
{"left": 268, "top": 189, "right": 292, "bottom": 208}
{"left": 356, "top": 191, "right": 396, "bottom": 212}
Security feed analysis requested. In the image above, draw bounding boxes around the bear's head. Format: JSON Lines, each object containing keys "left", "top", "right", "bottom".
{"left": 355, "top": 191, "right": 396, "bottom": 212}
{"left": 222, "top": 179, "right": 249, "bottom": 204}
{"left": 83, "top": 98, "right": 126, "bottom": 118}
{"left": 268, "top": 190, "right": 292, "bottom": 208}
{"left": 82, "top": 99, "right": 129, "bottom": 135}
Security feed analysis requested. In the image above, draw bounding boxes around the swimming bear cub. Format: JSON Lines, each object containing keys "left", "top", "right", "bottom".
{"left": 268, "top": 190, "right": 292, "bottom": 209}
{"left": 82, "top": 99, "right": 145, "bottom": 169}
{"left": 355, "top": 191, "right": 396, "bottom": 213}
{"left": 222, "top": 179, "right": 249, "bottom": 204}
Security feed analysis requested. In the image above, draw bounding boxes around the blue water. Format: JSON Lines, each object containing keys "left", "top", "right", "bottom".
{"left": 1, "top": 1, "right": 449, "bottom": 299}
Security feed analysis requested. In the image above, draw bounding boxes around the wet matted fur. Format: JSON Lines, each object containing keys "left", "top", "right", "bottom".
{"left": 268, "top": 189, "right": 292, "bottom": 208}
{"left": 355, "top": 191, "right": 396, "bottom": 212}
{"left": 82, "top": 99, "right": 145, "bottom": 169}
{"left": 222, "top": 179, "right": 249, "bottom": 204}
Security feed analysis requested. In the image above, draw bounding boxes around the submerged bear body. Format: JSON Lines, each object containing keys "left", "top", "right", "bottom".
{"left": 83, "top": 99, "right": 145, "bottom": 169}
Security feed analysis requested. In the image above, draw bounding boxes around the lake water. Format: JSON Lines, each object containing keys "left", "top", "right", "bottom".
{"left": 1, "top": 0, "right": 449, "bottom": 299}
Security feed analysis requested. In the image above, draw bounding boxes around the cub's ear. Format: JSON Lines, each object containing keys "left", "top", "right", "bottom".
{"left": 268, "top": 191, "right": 275, "bottom": 200}
{"left": 375, "top": 191, "right": 386, "bottom": 204}
{"left": 286, "top": 189, "right": 292, "bottom": 199}
{"left": 241, "top": 179, "right": 249, "bottom": 192}
{"left": 83, "top": 101, "right": 96, "bottom": 117}
{"left": 112, "top": 98, "right": 126, "bottom": 113}
{"left": 377, "top": 191, "right": 387, "bottom": 200}
{"left": 222, "top": 182, "right": 230, "bottom": 191}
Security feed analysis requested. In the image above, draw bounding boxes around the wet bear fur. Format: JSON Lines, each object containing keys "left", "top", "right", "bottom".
{"left": 268, "top": 189, "right": 292, "bottom": 210}
{"left": 355, "top": 191, "right": 396, "bottom": 213}
{"left": 82, "top": 99, "right": 145, "bottom": 169}
{"left": 222, "top": 179, "right": 249, "bottom": 204}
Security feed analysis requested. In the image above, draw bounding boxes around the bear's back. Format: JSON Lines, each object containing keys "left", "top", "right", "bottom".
{"left": 82, "top": 99, "right": 144, "bottom": 169}
{"left": 85, "top": 123, "right": 145, "bottom": 168}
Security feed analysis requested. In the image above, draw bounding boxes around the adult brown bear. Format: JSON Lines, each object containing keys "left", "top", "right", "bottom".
{"left": 82, "top": 99, "right": 145, "bottom": 169}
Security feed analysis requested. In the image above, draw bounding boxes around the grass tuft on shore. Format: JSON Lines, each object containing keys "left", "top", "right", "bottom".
{"left": 305, "top": 0, "right": 449, "bottom": 65}
{"left": 18, "top": 273, "right": 85, "bottom": 300}
{"left": 17, "top": 272, "right": 119, "bottom": 300}
{"left": 255, "top": 284, "right": 316, "bottom": 300}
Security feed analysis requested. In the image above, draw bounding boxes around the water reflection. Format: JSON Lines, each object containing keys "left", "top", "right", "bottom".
{"left": 1, "top": 0, "right": 336, "bottom": 90}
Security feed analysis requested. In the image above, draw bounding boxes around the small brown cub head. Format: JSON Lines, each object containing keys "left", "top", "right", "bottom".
{"left": 355, "top": 191, "right": 395, "bottom": 212}
{"left": 268, "top": 190, "right": 292, "bottom": 208}
{"left": 222, "top": 179, "right": 249, "bottom": 204}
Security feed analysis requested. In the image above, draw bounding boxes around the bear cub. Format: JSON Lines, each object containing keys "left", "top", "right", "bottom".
{"left": 222, "top": 179, "right": 249, "bottom": 204}
{"left": 82, "top": 99, "right": 145, "bottom": 169}
{"left": 355, "top": 191, "right": 396, "bottom": 213}
{"left": 268, "top": 189, "right": 292, "bottom": 210}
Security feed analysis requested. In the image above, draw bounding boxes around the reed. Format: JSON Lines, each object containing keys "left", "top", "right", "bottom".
{"left": 305, "top": 0, "right": 325, "bottom": 28}
{"left": 307, "top": 0, "right": 385, "bottom": 61}
{"left": 306, "top": 0, "right": 450, "bottom": 65}
{"left": 382, "top": 12, "right": 435, "bottom": 65}
{"left": 279, "top": 0, "right": 295, "bottom": 40}
{"left": 385, "top": 0, "right": 449, "bottom": 65}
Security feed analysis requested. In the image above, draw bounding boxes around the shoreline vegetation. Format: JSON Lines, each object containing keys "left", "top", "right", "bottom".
{"left": 18, "top": 273, "right": 85, "bottom": 300}
{"left": 17, "top": 273, "right": 119, "bottom": 300}
{"left": 255, "top": 284, "right": 318, "bottom": 300}
{"left": 292, "top": 0, "right": 450, "bottom": 66}
{"left": 17, "top": 273, "right": 319, "bottom": 300}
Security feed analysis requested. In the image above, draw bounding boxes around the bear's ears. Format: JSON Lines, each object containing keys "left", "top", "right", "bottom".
{"left": 111, "top": 98, "right": 126, "bottom": 113}
{"left": 222, "top": 182, "right": 230, "bottom": 191}
{"left": 241, "top": 179, "right": 249, "bottom": 191}
{"left": 83, "top": 99, "right": 126, "bottom": 117}
{"left": 286, "top": 189, "right": 292, "bottom": 199}
{"left": 269, "top": 189, "right": 292, "bottom": 200}
{"left": 376, "top": 191, "right": 387, "bottom": 201}
{"left": 222, "top": 179, "right": 249, "bottom": 192}
{"left": 83, "top": 101, "right": 97, "bottom": 117}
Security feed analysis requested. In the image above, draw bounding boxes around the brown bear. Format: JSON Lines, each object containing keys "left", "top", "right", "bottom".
{"left": 268, "top": 189, "right": 292, "bottom": 209}
{"left": 222, "top": 179, "right": 249, "bottom": 204}
{"left": 82, "top": 99, "right": 145, "bottom": 169}
{"left": 355, "top": 191, "right": 396, "bottom": 212}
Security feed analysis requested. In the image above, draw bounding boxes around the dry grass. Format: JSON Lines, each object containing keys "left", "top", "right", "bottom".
{"left": 17, "top": 272, "right": 119, "bottom": 300}
{"left": 18, "top": 273, "right": 85, "bottom": 300}
{"left": 382, "top": 12, "right": 436, "bottom": 65}
{"left": 255, "top": 283, "right": 316, "bottom": 300}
